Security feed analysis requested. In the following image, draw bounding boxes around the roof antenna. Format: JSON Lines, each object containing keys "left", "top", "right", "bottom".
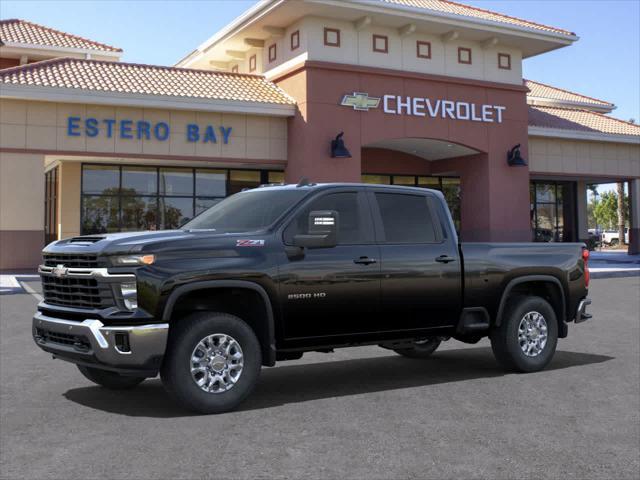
{"left": 296, "top": 177, "right": 311, "bottom": 187}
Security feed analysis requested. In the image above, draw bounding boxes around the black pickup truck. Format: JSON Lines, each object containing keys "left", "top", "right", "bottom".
{"left": 33, "top": 182, "right": 592, "bottom": 413}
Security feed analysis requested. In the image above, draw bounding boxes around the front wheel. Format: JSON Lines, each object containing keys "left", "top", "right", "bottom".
{"left": 77, "top": 365, "right": 146, "bottom": 390}
{"left": 393, "top": 338, "right": 441, "bottom": 358}
{"left": 160, "top": 312, "right": 261, "bottom": 414}
{"left": 490, "top": 295, "right": 558, "bottom": 372}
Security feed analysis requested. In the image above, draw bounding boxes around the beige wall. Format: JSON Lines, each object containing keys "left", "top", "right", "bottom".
{"left": 205, "top": 16, "right": 523, "bottom": 85}
{"left": 0, "top": 151, "right": 45, "bottom": 270}
{"left": 0, "top": 151, "right": 44, "bottom": 231}
{"left": 0, "top": 99, "right": 288, "bottom": 161}
{"left": 58, "top": 162, "right": 81, "bottom": 239}
{"left": 529, "top": 136, "right": 640, "bottom": 178}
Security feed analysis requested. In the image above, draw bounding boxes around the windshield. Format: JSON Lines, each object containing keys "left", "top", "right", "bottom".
{"left": 183, "top": 189, "right": 308, "bottom": 233}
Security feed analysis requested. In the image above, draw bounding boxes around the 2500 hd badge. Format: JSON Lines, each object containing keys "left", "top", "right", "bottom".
{"left": 33, "top": 182, "right": 592, "bottom": 414}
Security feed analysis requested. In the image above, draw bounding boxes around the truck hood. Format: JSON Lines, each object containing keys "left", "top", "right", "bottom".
{"left": 43, "top": 230, "right": 266, "bottom": 256}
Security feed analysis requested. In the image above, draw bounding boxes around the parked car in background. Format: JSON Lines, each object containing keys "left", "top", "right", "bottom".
{"left": 602, "top": 228, "right": 629, "bottom": 245}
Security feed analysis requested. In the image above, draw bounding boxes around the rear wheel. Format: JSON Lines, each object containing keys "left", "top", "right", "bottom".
{"left": 490, "top": 295, "right": 558, "bottom": 372}
{"left": 77, "top": 365, "right": 146, "bottom": 390}
{"left": 393, "top": 338, "right": 441, "bottom": 358}
{"left": 160, "top": 312, "right": 261, "bottom": 414}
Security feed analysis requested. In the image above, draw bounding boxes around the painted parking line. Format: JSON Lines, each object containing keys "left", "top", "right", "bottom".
{"left": 0, "top": 274, "right": 21, "bottom": 294}
{"left": 0, "top": 274, "right": 43, "bottom": 301}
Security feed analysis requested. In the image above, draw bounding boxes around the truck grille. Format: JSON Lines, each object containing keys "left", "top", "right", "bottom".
{"left": 43, "top": 253, "right": 101, "bottom": 268}
{"left": 42, "top": 276, "right": 114, "bottom": 309}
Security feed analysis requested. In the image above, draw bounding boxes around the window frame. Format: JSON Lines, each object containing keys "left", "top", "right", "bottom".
{"left": 324, "top": 27, "right": 341, "bottom": 47}
{"left": 268, "top": 43, "right": 277, "bottom": 63}
{"left": 457, "top": 47, "right": 472, "bottom": 65}
{"left": 372, "top": 34, "right": 389, "bottom": 54}
{"left": 290, "top": 30, "right": 300, "bottom": 51}
{"left": 281, "top": 187, "right": 375, "bottom": 246}
{"left": 416, "top": 40, "right": 431, "bottom": 59}
{"left": 249, "top": 54, "right": 257, "bottom": 72}
{"left": 498, "top": 52, "right": 511, "bottom": 70}
{"left": 366, "top": 188, "right": 444, "bottom": 245}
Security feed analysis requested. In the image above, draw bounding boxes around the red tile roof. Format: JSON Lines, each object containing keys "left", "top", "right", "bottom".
{"left": 379, "top": 0, "right": 575, "bottom": 36}
{"left": 528, "top": 106, "right": 640, "bottom": 137}
{"left": 525, "top": 79, "right": 613, "bottom": 108}
{"left": 0, "top": 57, "right": 295, "bottom": 105}
{"left": 0, "top": 19, "right": 122, "bottom": 53}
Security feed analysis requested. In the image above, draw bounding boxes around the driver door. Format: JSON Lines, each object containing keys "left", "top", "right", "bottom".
{"left": 277, "top": 188, "right": 381, "bottom": 342}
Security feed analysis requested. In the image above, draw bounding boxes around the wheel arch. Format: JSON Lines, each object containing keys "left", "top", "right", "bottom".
{"left": 495, "top": 275, "right": 567, "bottom": 337}
{"left": 162, "top": 280, "right": 276, "bottom": 366}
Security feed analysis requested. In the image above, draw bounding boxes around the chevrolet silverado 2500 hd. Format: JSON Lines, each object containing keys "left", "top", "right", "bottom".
{"left": 33, "top": 183, "right": 592, "bottom": 413}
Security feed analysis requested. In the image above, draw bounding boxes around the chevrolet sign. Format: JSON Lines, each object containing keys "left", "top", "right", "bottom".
{"left": 340, "top": 92, "right": 506, "bottom": 123}
{"left": 340, "top": 92, "right": 381, "bottom": 111}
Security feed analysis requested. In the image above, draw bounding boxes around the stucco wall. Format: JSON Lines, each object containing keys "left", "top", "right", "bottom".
{"left": 0, "top": 151, "right": 44, "bottom": 269}
{"left": 0, "top": 99, "right": 288, "bottom": 161}
{"left": 529, "top": 136, "right": 640, "bottom": 178}
{"left": 261, "top": 16, "right": 522, "bottom": 85}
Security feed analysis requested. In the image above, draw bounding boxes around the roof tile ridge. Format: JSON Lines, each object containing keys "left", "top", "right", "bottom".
{"left": 412, "top": 0, "right": 575, "bottom": 36}
{"left": 524, "top": 78, "right": 613, "bottom": 106}
{"left": 1, "top": 18, "right": 122, "bottom": 52}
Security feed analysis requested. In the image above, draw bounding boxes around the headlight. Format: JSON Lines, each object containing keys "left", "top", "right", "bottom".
{"left": 120, "top": 281, "right": 138, "bottom": 310}
{"left": 112, "top": 254, "right": 155, "bottom": 266}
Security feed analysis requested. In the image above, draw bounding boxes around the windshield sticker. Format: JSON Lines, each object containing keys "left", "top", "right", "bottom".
{"left": 236, "top": 239, "right": 265, "bottom": 247}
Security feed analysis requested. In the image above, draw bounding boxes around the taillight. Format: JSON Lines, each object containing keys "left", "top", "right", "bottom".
{"left": 582, "top": 247, "right": 590, "bottom": 287}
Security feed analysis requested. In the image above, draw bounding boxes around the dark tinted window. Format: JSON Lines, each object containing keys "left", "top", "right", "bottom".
{"left": 285, "top": 192, "right": 369, "bottom": 244}
{"left": 375, "top": 193, "right": 437, "bottom": 243}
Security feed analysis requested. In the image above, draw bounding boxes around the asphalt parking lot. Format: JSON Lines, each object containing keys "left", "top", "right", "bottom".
{"left": 1, "top": 276, "right": 639, "bottom": 480}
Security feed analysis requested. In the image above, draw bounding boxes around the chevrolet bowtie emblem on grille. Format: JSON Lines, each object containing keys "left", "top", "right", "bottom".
{"left": 340, "top": 92, "right": 381, "bottom": 111}
{"left": 52, "top": 264, "right": 68, "bottom": 278}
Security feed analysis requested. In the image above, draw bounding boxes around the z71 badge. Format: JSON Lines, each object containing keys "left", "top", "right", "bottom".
{"left": 236, "top": 239, "right": 265, "bottom": 247}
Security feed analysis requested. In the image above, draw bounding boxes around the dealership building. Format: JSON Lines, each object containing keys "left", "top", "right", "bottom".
{"left": 1, "top": 0, "right": 639, "bottom": 270}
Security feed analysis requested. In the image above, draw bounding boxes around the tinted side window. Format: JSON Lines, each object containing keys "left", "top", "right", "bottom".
{"left": 284, "top": 192, "right": 369, "bottom": 244}
{"left": 375, "top": 193, "right": 437, "bottom": 243}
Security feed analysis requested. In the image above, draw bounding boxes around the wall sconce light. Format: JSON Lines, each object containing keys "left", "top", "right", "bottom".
{"left": 507, "top": 144, "right": 527, "bottom": 166}
{"left": 331, "top": 132, "right": 352, "bottom": 158}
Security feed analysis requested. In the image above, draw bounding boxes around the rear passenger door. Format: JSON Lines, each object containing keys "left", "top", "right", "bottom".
{"left": 368, "top": 189, "right": 462, "bottom": 331}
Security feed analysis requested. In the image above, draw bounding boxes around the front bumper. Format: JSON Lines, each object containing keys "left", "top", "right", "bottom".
{"left": 33, "top": 312, "right": 168, "bottom": 376}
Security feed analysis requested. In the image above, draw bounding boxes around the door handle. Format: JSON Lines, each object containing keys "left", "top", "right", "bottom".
{"left": 354, "top": 256, "right": 377, "bottom": 265}
{"left": 435, "top": 255, "right": 456, "bottom": 264}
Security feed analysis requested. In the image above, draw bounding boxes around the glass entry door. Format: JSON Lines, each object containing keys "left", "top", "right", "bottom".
{"left": 530, "top": 181, "right": 577, "bottom": 242}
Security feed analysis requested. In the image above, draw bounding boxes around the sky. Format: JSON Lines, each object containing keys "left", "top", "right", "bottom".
{"left": 2, "top": 0, "right": 638, "bottom": 191}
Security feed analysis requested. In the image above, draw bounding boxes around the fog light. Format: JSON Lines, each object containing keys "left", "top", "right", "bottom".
{"left": 120, "top": 281, "right": 138, "bottom": 310}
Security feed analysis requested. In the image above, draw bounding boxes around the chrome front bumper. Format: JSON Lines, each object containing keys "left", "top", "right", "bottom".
{"left": 33, "top": 312, "right": 168, "bottom": 374}
{"left": 575, "top": 298, "right": 592, "bottom": 323}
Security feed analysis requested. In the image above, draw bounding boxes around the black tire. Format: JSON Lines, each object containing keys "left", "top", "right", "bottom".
{"left": 393, "top": 338, "right": 441, "bottom": 358}
{"left": 77, "top": 365, "right": 146, "bottom": 390}
{"left": 490, "top": 295, "right": 558, "bottom": 373}
{"left": 160, "top": 312, "right": 261, "bottom": 414}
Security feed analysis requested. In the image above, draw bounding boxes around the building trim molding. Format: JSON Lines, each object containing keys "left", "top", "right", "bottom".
{"left": 0, "top": 84, "right": 297, "bottom": 117}
{"left": 0, "top": 147, "right": 288, "bottom": 167}
{"left": 269, "top": 59, "right": 529, "bottom": 92}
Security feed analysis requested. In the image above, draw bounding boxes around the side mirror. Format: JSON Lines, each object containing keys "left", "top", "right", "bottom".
{"left": 293, "top": 210, "right": 339, "bottom": 248}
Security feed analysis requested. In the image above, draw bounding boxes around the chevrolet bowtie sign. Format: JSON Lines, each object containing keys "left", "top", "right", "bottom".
{"left": 339, "top": 92, "right": 506, "bottom": 123}
{"left": 340, "top": 92, "right": 381, "bottom": 111}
